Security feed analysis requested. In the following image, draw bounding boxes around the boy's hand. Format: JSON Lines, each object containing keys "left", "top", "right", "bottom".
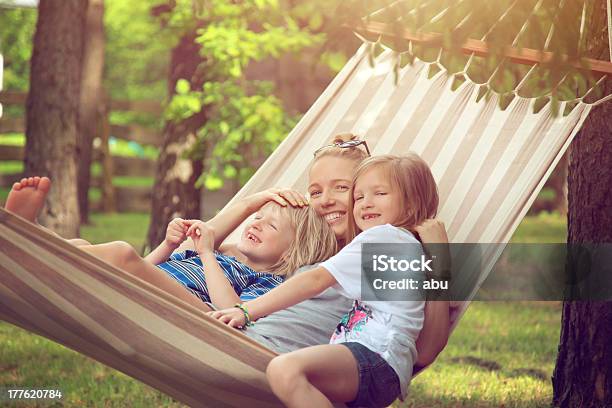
{"left": 208, "top": 307, "right": 247, "bottom": 329}
{"left": 164, "top": 218, "right": 188, "bottom": 249}
{"left": 186, "top": 220, "right": 216, "bottom": 255}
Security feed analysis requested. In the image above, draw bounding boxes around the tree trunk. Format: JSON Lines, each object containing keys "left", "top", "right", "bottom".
{"left": 146, "top": 31, "right": 205, "bottom": 250}
{"left": 77, "top": 0, "right": 106, "bottom": 224}
{"left": 25, "top": 0, "right": 87, "bottom": 238}
{"left": 547, "top": 153, "right": 568, "bottom": 215}
{"left": 552, "top": 2, "right": 612, "bottom": 404}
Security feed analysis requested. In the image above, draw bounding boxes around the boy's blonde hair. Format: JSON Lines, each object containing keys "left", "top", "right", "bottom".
{"left": 346, "top": 153, "right": 439, "bottom": 242}
{"left": 265, "top": 203, "right": 338, "bottom": 278}
{"left": 311, "top": 133, "right": 369, "bottom": 166}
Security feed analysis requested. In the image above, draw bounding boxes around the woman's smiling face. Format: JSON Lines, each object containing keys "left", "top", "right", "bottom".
{"left": 308, "top": 156, "right": 357, "bottom": 247}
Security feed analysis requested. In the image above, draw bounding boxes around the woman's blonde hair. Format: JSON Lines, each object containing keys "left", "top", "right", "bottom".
{"left": 346, "top": 153, "right": 439, "bottom": 242}
{"left": 312, "top": 133, "right": 370, "bottom": 165}
{"left": 264, "top": 203, "right": 338, "bottom": 278}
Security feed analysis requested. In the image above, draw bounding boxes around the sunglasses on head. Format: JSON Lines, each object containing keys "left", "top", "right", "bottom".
{"left": 313, "top": 140, "right": 371, "bottom": 157}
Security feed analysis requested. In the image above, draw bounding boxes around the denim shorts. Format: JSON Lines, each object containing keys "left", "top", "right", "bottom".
{"left": 342, "top": 342, "right": 401, "bottom": 408}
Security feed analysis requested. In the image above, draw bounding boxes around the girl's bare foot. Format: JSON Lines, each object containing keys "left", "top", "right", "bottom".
{"left": 5, "top": 176, "right": 51, "bottom": 223}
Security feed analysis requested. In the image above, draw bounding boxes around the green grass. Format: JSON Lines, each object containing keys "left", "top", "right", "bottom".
{"left": 0, "top": 323, "right": 181, "bottom": 407}
{"left": 0, "top": 211, "right": 565, "bottom": 407}
{"left": 0, "top": 133, "right": 25, "bottom": 146}
{"left": 510, "top": 212, "right": 567, "bottom": 243}
{"left": 81, "top": 212, "right": 151, "bottom": 250}
{"left": 400, "top": 302, "right": 560, "bottom": 408}
{"left": 0, "top": 161, "right": 23, "bottom": 175}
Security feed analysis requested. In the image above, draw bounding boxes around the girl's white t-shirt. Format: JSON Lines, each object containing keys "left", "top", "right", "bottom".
{"left": 320, "top": 224, "right": 425, "bottom": 400}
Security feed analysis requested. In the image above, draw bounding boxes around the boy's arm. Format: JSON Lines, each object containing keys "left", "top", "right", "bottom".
{"left": 210, "top": 266, "right": 336, "bottom": 327}
{"left": 144, "top": 241, "right": 178, "bottom": 265}
{"left": 199, "top": 250, "right": 241, "bottom": 309}
{"left": 145, "top": 218, "right": 189, "bottom": 265}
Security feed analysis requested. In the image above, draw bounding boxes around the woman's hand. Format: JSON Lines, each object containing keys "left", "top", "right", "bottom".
{"left": 414, "top": 219, "right": 449, "bottom": 244}
{"left": 246, "top": 188, "right": 308, "bottom": 212}
{"left": 186, "top": 220, "right": 216, "bottom": 255}
{"left": 207, "top": 308, "right": 247, "bottom": 329}
{"left": 415, "top": 219, "right": 451, "bottom": 282}
{"left": 164, "top": 218, "right": 189, "bottom": 249}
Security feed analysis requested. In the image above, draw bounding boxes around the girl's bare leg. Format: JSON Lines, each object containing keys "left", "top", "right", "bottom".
{"left": 79, "top": 241, "right": 212, "bottom": 312}
{"left": 266, "top": 344, "right": 359, "bottom": 408}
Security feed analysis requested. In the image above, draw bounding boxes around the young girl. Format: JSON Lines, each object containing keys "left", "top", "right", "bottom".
{"left": 211, "top": 153, "right": 439, "bottom": 407}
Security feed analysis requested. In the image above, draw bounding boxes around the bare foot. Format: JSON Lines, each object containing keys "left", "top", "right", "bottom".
{"left": 5, "top": 176, "right": 51, "bottom": 223}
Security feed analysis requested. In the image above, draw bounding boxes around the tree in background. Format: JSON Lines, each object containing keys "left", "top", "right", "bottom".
{"left": 24, "top": 0, "right": 87, "bottom": 238}
{"left": 552, "top": 1, "right": 612, "bottom": 405}
{"left": 77, "top": 0, "right": 106, "bottom": 224}
{"left": 146, "top": 0, "right": 323, "bottom": 248}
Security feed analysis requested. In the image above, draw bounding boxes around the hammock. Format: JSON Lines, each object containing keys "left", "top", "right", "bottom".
{"left": 0, "top": 44, "right": 594, "bottom": 406}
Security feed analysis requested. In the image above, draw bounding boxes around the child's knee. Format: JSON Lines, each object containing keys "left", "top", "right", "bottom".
{"left": 67, "top": 238, "right": 91, "bottom": 247}
{"left": 267, "top": 354, "right": 302, "bottom": 393}
{"left": 109, "top": 241, "right": 139, "bottom": 267}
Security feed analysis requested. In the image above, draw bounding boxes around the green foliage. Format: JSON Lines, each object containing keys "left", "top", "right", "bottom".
{"left": 163, "top": 0, "right": 324, "bottom": 190}
{"left": 0, "top": 1, "right": 168, "bottom": 102}
{"left": 104, "top": 0, "right": 170, "bottom": 101}
{"left": 352, "top": 0, "right": 604, "bottom": 108}
{"left": 0, "top": 7, "right": 37, "bottom": 91}
{"left": 197, "top": 21, "right": 317, "bottom": 78}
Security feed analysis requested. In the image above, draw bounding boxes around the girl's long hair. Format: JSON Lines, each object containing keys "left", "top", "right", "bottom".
{"left": 265, "top": 203, "right": 338, "bottom": 278}
{"left": 345, "top": 154, "right": 439, "bottom": 243}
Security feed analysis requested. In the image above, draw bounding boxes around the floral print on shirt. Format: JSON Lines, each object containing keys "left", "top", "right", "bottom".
{"left": 332, "top": 300, "right": 373, "bottom": 342}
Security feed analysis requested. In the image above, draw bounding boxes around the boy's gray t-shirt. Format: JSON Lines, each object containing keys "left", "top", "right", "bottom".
{"left": 244, "top": 264, "right": 353, "bottom": 353}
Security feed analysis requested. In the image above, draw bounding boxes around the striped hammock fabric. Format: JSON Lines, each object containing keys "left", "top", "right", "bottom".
{"left": 0, "top": 44, "right": 592, "bottom": 406}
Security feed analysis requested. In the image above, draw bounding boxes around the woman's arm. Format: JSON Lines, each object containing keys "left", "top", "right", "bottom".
{"left": 415, "top": 300, "right": 450, "bottom": 367}
{"left": 199, "top": 250, "right": 241, "bottom": 309}
{"left": 175, "top": 188, "right": 307, "bottom": 254}
{"left": 210, "top": 266, "right": 336, "bottom": 327}
{"left": 187, "top": 221, "right": 242, "bottom": 309}
{"left": 414, "top": 218, "right": 452, "bottom": 367}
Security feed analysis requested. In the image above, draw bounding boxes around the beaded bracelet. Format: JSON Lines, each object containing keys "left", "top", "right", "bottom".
{"left": 233, "top": 303, "right": 254, "bottom": 327}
